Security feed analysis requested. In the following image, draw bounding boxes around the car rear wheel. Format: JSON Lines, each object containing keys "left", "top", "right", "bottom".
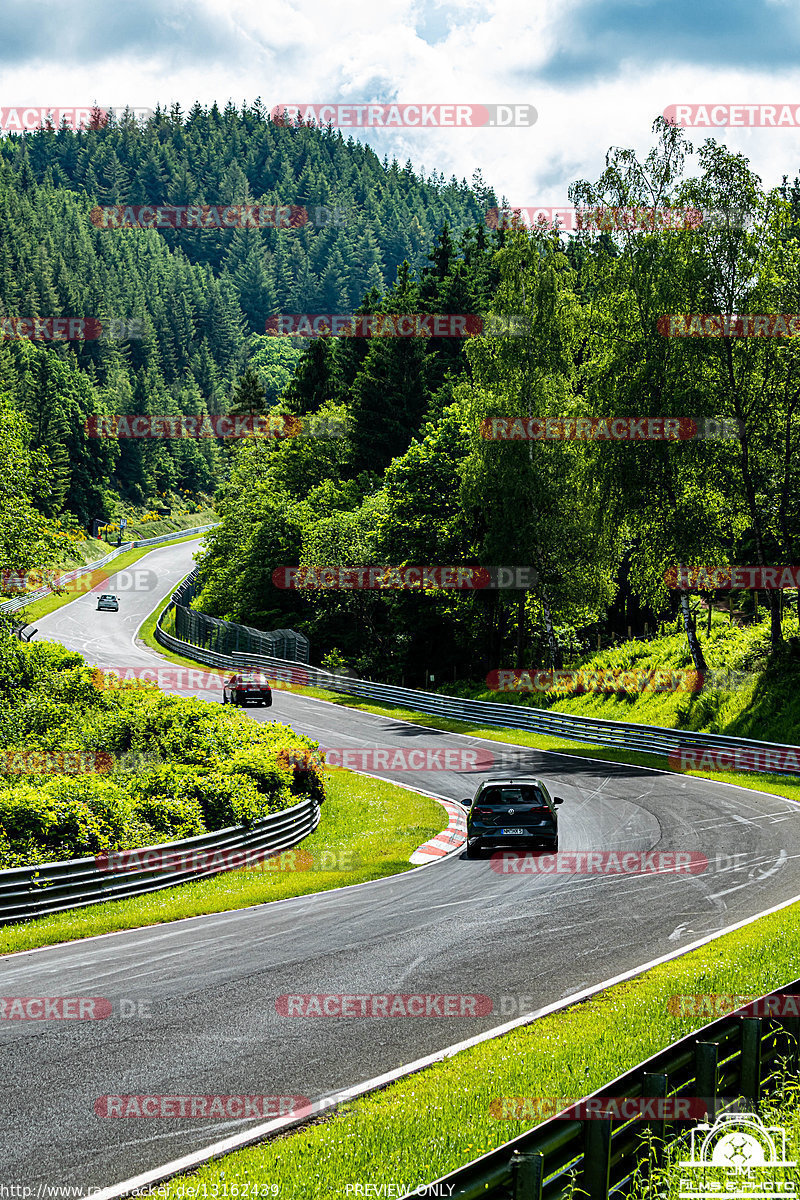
{"left": 222, "top": 695, "right": 228, "bottom": 704}
{"left": 465, "top": 838, "right": 481, "bottom": 859}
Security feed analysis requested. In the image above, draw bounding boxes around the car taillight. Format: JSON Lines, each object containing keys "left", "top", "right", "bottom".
{"left": 474, "top": 807, "right": 494, "bottom": 817}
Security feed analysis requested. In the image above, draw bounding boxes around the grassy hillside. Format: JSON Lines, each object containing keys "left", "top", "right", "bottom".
{"left": 448, "top": 612, "right": 800, "bottom": 744}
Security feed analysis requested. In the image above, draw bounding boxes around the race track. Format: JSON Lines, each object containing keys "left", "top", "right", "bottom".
{"left": 1, "top": 538, "right": 798, "bottom": 1191}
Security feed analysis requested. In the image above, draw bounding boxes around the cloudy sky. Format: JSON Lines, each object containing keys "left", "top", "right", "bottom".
{"left": 2, "top": 0, "right": 800, "bottom": 206}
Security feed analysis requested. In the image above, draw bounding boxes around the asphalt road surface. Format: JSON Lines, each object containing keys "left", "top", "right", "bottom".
{"left": 2, "top": 538, "right": 799, "bottom": 1191}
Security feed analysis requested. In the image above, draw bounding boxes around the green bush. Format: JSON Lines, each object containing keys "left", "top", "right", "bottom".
{"left": 0, "top": 628, "right": 329, "bottom": 868}
{"left": 130, "top": 790, "right": 207, "bottom": 840}
{"left": 0, "top": 785, "right": 110, "bottom": 866}
{"left": 127, "top": 760, "right": 286, "bottom": 832}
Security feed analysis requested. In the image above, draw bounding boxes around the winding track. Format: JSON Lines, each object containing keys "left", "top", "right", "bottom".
{"left": 1, "top": 538, "right": 799, "bottom": 1191}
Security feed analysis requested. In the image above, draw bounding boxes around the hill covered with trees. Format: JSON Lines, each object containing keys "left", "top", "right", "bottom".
{"left": 0, "top": 102, "right": 495, "bottom": 575}
{"left": 191, "top": 120, "right": 800, "bottom": 688}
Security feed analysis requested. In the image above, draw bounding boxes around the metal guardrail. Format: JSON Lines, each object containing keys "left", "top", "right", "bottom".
{"left": 0, "top": 523, "right": 217, "bottom": 614}
{"left": 9, "top": 619, "right": 36, "bottom": 642}
{"left": 155, "top": 587, "right": 800, "bottom": 776}
{"left": 0, "top": 795, "right": 320, "bottom": 923}
{"left": 401, "top": 980, "right": 800, "bottom": 1200}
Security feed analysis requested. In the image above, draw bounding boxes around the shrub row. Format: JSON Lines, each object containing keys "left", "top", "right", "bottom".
{"left": 0, "top": 624, "right": 325, "bottom": 868}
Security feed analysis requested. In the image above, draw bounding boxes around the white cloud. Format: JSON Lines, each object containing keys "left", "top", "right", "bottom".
{"left": 1, "top": 0, "right": 799, "bottom": 211}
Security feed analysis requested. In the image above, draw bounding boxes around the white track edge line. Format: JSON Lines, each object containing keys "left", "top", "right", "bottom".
{"left": 90, "top": 881, "right": 800, "bottom": 1200}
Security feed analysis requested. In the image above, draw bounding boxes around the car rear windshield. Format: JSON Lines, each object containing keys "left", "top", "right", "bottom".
{"left": 235, "top": 674, "right": 268, "bottom": 684}
{"left": 478, "top": 787, "right": 549, "bottom": 807}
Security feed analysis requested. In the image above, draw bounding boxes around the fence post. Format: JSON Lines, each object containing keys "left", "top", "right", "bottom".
{"left": 695, "top": 1041, "right": 719, "bottom": 1123}
{"left": 581, "top": 1118, "right": 612, "bottom": 1200}
{"left": 511, "top": 1150, "right": 544, "bottom": 1200}
{"left": 640, "top": 1072, "right": 668, "bottom": 1171}
{"left": 783, "top": 1015, "right": 800, "bottom": 1076}
{"left": 740, "top": 1017, "right": 762, "bottom": 1108}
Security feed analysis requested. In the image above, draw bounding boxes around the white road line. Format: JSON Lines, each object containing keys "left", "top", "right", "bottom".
{"left": 87, "top": 882, "right": 800, "bottom": 1200}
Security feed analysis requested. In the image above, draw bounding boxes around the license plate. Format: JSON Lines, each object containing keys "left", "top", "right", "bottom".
{"left": 501, "top": 828, "right": 527, "bottom": 836}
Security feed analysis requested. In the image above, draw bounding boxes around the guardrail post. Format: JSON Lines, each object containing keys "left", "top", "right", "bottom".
{"left": 581, "top": 1118, "right": 612, "bottom": 1200}
{"left": 783, "top": 1015, "right": 800, "bottom": 1076}
{"left": 640, "top": 1072, "right": 668, "bottom": 1170}
{"left": 695, "top": 1041, "right": 719, "bottom": 1123}
{"left": 740, "top": 1017, "right": 762, "bottom": 1108}
{"left": 511, "top": 1150, "right": 544, "bottom": 1200}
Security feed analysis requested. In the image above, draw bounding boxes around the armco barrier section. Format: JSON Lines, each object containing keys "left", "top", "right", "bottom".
{"left": 0, "top": 795, "right": 320, "bottom": 923}
{"left": 0, "top": 523, "right": 217, "bottom": 615}
{"left": 400, "top": 981, "right": 800, "bottom": 1200}
{"left": 155, "top": 585, "right": 800, "bottom": 775}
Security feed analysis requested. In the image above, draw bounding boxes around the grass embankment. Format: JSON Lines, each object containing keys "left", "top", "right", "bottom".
{"left": 159, "top": 896, "right": 800, "bottom": 1198}
{"left": 445, "top": 612, "right": 800, "bottom": 744}
{"left": 0, "top": 768, "right": 446, "bottom": 956}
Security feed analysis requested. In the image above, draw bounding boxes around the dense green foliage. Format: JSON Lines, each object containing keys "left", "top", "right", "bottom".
{"left": 6, "top": 105, "right": 800, "bottom": 693}
{"left": 194, "top": 119, "right": 800, "bottom": 686}
{"left": 0, "top": 102, "right": 491, "bottom": 550}
{"left": 0, "top": 622, "right": 324, "bottom": 867}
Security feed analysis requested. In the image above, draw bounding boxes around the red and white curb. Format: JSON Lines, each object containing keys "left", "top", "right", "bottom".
{"left": 410, "top": 799, "right": 467, "bottom": 863}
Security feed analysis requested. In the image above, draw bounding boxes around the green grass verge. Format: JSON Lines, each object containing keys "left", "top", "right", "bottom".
{"left": 137, "top": 579, "right": 190, "bottom": 649}
{"left": 446, "top": 610, "right": 800, "bottom": 744}
{"left": 0, "top": 769, "right": 446, "bottom": 956}
{"left": 160, "top": 897, "right": 800, "bottom": 1199}
{"left": 16, "top": 527, "right": 214, "bottom": 624}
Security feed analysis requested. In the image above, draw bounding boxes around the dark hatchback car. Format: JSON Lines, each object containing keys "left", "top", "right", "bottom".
{"left": 462, "top": 776, "right": 563, "bottom": 858}
{"left": 222, "top": 672, "right": 273, "bottom": 708}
